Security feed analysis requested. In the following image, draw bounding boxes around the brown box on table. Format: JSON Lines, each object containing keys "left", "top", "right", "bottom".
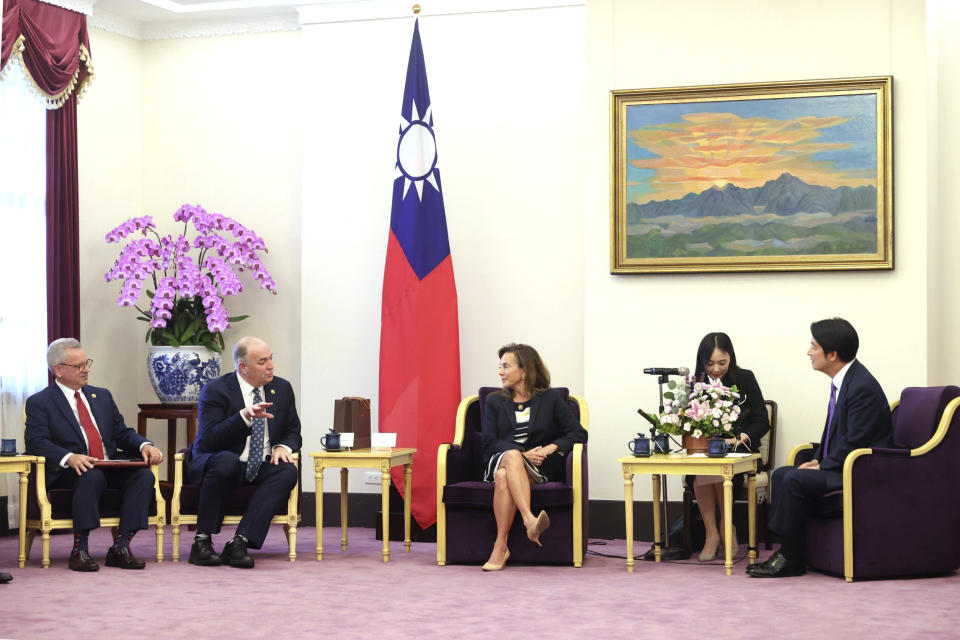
{"left": 333, "top": 397, "right": 371, "bottom": 449}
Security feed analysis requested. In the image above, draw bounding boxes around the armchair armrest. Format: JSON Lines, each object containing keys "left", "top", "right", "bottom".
{"left": 30, "top": 456, "right": 50, "bottom": 519}
{"left": 787, "top": 443, "right": 816, "bottom": 466}
{"left": 148, "top": 461, "right": 166, "bottom": 525}
{"left": 441, "top": 443, "right": 472, "bottom": 485}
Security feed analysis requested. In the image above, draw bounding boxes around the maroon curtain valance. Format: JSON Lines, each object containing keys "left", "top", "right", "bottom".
{"left": 0, "top": 0, "right": 94, "bottom": 109}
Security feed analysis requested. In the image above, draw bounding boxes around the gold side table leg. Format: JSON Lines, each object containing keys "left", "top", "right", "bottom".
{"left": 403, "top": 463, "right": 412, "bottom": 552}
{"left": 18, "top": 469, "right": 28, "bottom": 568}
{"left": 623, "top": 467, "right": 635, "bottom": 572}
{"left": 315, "top": 465, "right": 324, "bottom": 561}
{"left": 340, "top": 468, "right": 349, "bottom": 551}
{"left": 651, "top": 474, "right": 662, "bottom": 562}
{"left": 381, "top": 462, "right": 391, "bottom": 562}
{"left": 723, "top": 468, "right": 733, "bottom": 576}
{"left": 748, "top": 471, "right": 757, "bottom": 565}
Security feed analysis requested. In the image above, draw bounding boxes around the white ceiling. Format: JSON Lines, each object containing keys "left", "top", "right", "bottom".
{"left": 85, "top": 1, "right": 580, "bottom": 39}
{"left": 92, "top": 0, "right": 305, "bottom": 24}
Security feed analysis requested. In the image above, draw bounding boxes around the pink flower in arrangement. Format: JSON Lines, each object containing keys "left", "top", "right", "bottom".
{"left": 104, "top": 204, "right": 277, "bottom": 353}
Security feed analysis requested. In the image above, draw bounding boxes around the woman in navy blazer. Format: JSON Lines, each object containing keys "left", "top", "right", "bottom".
{"left": 479, "top": 343, "right": 587, "bottom": 571}
{"left": 690, "top": 332, "right": 770, "bottom": 562}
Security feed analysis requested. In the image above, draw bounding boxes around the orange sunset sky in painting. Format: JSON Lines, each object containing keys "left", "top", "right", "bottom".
{"left": 626, "top": 96, "right": 878, "bottom": 205}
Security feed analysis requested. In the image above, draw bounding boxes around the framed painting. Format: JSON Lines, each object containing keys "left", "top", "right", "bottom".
{"left": 610, "top": 76, "right": 892, "bottom": 274}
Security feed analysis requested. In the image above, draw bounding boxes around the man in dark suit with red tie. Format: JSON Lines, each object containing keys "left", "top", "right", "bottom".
{"left": 24, "top": 338, "right": 164, "bottom": 572}
{"left": 747, "top": 318, "right": 894, "bottom": 578}
{"left": 186, "top": 336, "right": 301, "bottom": 569}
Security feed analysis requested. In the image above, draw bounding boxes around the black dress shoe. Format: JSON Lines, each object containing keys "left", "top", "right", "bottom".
{"left": 0, "top": 572, "right": 12, "bottom": 584}
{"left": 221, "top": 537, "right": 254, "bottom": 569}
{"left": 188, "top": 539, "right": 222, "bottom": 566}
{"left": 745, "top": 550, "right": 806, "bottom": 578}
{"left": 69, "top": 550, "right": 100, "bottom": 572}
{"left": 105, "top": 546, "right": 146, "bottom": 570}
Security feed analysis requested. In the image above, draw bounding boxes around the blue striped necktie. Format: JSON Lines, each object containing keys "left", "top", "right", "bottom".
{"left": 246, "top": 387, "right": 265, "bottom": 481}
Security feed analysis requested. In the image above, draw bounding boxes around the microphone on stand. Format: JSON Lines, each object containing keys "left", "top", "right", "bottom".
{"left": 642, "top": 367, "right": 690, "bottom": 376}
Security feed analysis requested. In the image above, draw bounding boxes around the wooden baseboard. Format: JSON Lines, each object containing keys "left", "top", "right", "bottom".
{"left": 300, "top": 492, "right": 764, "bottom": 544}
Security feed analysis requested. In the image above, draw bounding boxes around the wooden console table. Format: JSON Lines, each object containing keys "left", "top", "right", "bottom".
{"left": 137, "top": 403, "right": 197, "bottom": 482}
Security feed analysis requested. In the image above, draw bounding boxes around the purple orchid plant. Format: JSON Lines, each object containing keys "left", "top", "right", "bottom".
{"left": 104, "top": 203, "right": 276, "bottom": 353}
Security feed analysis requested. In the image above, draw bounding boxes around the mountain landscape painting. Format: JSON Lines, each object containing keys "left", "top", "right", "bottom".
{"left": 611, "top": 78, "right": 892, "bottom": 273}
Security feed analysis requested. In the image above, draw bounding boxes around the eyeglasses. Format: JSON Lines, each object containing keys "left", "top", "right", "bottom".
{"left": 59, "top": 359, "right": 93, "bottom": 370}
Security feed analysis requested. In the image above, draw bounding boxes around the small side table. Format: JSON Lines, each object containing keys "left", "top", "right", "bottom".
{"left": 620, "top": 452, "right": 760, "bottom": 575}
{"left": 310, "top": 448, "right": 416, "bottom": 562}
{"left": 0, "top": 455, "right": 39, "bottom": 568}
{"left": 137, "top": 403, "right": 197, "bottom": 482}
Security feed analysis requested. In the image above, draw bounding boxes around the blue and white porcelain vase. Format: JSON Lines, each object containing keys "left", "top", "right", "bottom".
{"left": 147, "top": 345, "right": 222, "bottom": 404}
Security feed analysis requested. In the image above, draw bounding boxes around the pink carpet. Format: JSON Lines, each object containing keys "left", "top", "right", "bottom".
{"left": 1, "top": 528, "right": 958, "bottom": 639}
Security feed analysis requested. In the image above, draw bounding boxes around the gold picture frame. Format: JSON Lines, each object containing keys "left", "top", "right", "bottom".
{"left": 610, "top": 76, "right": 893, "bottom": 274}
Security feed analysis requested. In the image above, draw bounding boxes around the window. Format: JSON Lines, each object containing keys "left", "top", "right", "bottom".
{"left": 0, "top": 61, "right": 48, "bottom": 528}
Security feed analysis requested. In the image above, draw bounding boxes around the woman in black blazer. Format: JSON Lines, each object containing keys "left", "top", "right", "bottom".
{"left": 691, "top": 332, "right": 769, "bottom": 562}
{"left": 479, "top": 343, "right": 587, "bottom": 571}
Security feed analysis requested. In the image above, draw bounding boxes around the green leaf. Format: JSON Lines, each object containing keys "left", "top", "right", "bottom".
{"left": 145, "top": 290, "right": 155, "bottom": 299}
{"left": 662, "top": 391, "right": 675, "bottom": 400}
{"left": 227, "top": 314, "right": 249, "bottom": 323}
{"left": 667, "top": 380, "right": 677, "bottom": 390}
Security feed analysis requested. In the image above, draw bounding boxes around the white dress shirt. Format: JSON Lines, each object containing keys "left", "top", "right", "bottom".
{"left": 54, "top": 381, "right": 150, "bottom": 467}
{"left": 236, "top": 373, "right": 291, "bottom": 462}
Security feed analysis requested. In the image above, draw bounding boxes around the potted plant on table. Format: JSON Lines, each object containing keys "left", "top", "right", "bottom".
{"left": 104, "top": 203, "right": 277, "bottom": 403}
{"left": 654, "top": 376, "right": 742, "bottom": 453}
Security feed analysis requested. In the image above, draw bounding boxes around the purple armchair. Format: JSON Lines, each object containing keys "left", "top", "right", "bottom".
{"left": 436, "top": 387, "right": 588, "bottom": 566}
{"left": 787, "top": 385, "right": 960, "bottom": 581}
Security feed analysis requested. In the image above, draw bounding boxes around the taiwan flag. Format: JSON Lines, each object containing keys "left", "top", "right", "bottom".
{"left": 379, "top": 19, "right": 461, "bottom": 530}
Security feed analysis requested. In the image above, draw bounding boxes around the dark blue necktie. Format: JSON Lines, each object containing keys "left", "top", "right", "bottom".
{"left": 246, "top": 387, "right": 265, "bottom": 481}
{"left": 823, "top": 382, "right": 837, "bottom": 458}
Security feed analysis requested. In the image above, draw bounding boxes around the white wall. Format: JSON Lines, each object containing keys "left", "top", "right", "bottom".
{"left": 300, "top": 8, "right": 585, "bottom": 493}
{"left": 585, "top": 0, "right": 931, "bottom": 501}
{"left": 80, "top": 28, "right": 303, "bottom": 463}
{"left": 75, "top": 0, "right": 953, "bottom": 507}
{"left": 928, "top": 0, "right": 960, "bottom": 385}
{"left": 78, "top": 29, "right": 143, "bottom": 431}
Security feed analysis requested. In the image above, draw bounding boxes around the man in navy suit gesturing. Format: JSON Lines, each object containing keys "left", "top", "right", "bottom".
{"left": 747, "top": 318, "right": 894, "bottom": 578}
{"left": 186, "top": 336, "right": 301, "bottom": 568}
{"left": 25, "top": 338, "right": 164, "bottom": 572}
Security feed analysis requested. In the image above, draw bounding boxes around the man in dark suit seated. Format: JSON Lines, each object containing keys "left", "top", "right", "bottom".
{"left": 747, "top": 318, "right": 894, "bottom": 578}
{"left": 25, "top": 338, "right": 164, "bottom": 572}
{"left": 186, "top": 336, "right": 301, "bottom": 569}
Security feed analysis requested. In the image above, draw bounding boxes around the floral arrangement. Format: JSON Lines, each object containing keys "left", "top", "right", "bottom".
{"left": 654, "top": 375, "right": 742, "bottom": 438}
{"left": 104, "top": 203, "right": 276, "bottom": 353}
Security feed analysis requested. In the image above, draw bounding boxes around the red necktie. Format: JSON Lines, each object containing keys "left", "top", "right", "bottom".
{"left": 75, "top": 391, "right": 105, "bottom": 459}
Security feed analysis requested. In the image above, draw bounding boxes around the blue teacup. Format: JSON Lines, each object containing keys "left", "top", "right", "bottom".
{"left": 707, "top": 437, "right": 729, "bottom": 457}
{"left": 627, "top": 435, "right": 650, "bottom": 457}
{"left": 321, "top": 431, "right": 341, "bottom": 451}
{"left": 0, "top": 439, "right": 16, "bottom": 456}
{"left": 652, "top": 434, "right": 670, "bottom": 454}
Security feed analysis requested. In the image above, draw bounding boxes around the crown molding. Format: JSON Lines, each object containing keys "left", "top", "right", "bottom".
{"left": 297, "top": 0, "right": 583, "bottom": 25}
{"left": 139, "top": 13, "right": 300, "bottom": 39}
{"left": 88, "top": 8, "right": 300, "bottom": 40}
{"left": 39, "top": 0, "right": 98, "bottom": 15}
{"left": 88, "top": 8, "right": 144, "bottom": 39}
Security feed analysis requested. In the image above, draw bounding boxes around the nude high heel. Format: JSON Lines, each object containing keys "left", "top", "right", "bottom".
{"left": 481, "top": 549, "right": 510, "bottom": 571}
{"left": 527, "top": 511, "right": 550, "bottom": 547}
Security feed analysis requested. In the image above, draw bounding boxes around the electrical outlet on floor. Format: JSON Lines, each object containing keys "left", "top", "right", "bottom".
{"left": 364, "top": 471, "right": 382, "bottom": 484}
